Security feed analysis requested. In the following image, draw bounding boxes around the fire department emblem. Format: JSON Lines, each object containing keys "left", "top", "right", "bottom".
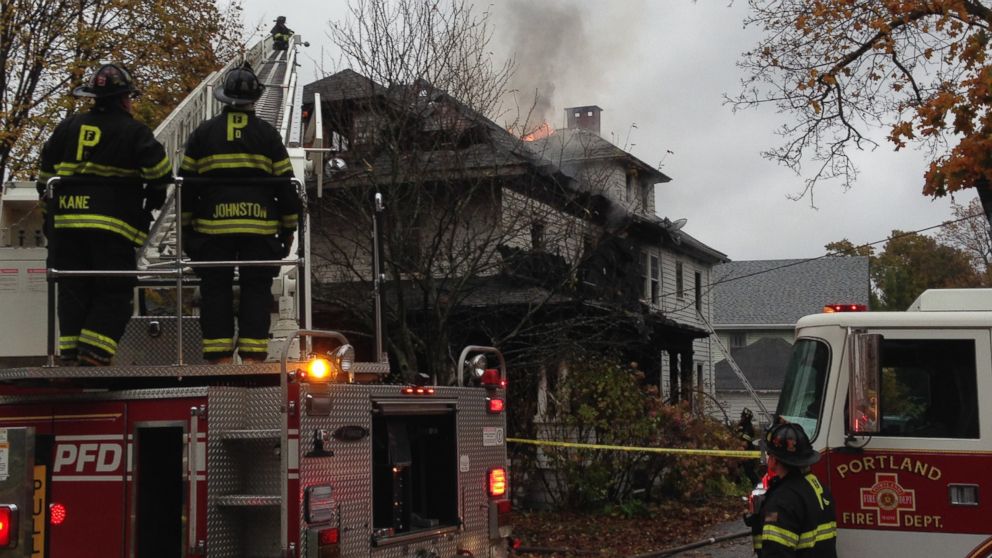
{"left": 861, "top": 472, "right": 915, "bottom": 527}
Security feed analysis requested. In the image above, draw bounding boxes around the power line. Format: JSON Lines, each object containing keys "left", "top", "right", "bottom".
{"left": 658, "top": 210, "right": 985, "bottom": 314}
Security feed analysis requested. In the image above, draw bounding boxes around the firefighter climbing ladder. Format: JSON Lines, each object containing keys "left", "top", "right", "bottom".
{"left": 695, "top": 309, "right": 772, "bottom": 424}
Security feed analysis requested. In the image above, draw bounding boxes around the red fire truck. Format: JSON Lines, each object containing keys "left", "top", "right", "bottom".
{"left": 769, "top": 289, "right": 992, "bottom": 557}
{"left": 0, "top": 35, "right": 512, "bottom": 558}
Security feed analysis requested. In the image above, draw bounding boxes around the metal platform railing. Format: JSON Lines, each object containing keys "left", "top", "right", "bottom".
{"left": 43, "top": 176, "right": 308, "bottom": 367}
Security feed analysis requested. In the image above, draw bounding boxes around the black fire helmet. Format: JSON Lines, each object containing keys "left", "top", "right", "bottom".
{"left": 213, "top": 62, "right": 264, "bottom": 106}
{"left": 762, "top": 422, "right": 820, "bottom": 467}
{"left": 73, "top": 63, "right": 140, "bottom": 99}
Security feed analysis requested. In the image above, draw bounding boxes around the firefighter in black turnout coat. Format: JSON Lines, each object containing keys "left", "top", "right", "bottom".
{"left": 180, "top": 63, "right": 298, "bottom": 363}
{"left": 750, "top": 423, "right": 838, "bottom": 557}
{"left": 37, "top": 63, "right": 171, "bottom": 366}
{"left": 270, "top": 16, "right": 293, "bottom": 50}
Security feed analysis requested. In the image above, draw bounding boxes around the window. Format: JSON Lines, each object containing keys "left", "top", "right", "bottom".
{"left": 626, "top": 172, "right": 635, "bottom": 202}
{"left": 650, "top": 255, "right": 660, "bottom": 305}
{"left": 873, "top": 339, "right": 979, "bottom": 438}
{"left": 640, "top": 252, "right": 649, "bottom": 300}
{"left": 641, "top": 185, "right": 650, "bottom": 211}
{"left": 694, "top": 271, "right": 702, "bottom": 311}
{"left": 530, "top": 222, "right": 545, "bottom": 252}
{"left": 776, "top": 338, "right": 831, "bottom": 439}
{"left": 729, "top": 332, "right": 747, "bottom": 349}
{"left": 676, "top": 261, "right": 684, "bottom": 298}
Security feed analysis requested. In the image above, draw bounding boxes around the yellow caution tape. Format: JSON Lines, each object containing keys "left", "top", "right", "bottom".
{"left": 507, "top": 437, "right": 761, "bottom": 459}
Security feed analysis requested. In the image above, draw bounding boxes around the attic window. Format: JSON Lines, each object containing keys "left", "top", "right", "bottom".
{"left": 587, "top": 111, "right": 593, "bottom": 116}
{"left": 730, "top": 332, "right": 746, "bottom": 349}
{"left": 531, "top": 222, "right": 546, "bottom": 252}
{"left": 574, "top": 112, "right": 580, "bottom": 117}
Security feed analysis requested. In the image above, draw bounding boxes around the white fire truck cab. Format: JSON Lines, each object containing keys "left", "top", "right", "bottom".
{"left": 775, "top": 289, "right": 992, "bottom": 557}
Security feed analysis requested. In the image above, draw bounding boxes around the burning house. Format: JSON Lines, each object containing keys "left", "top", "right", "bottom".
{"left": 299, "top": 69, "right": 726, "bottom": 410}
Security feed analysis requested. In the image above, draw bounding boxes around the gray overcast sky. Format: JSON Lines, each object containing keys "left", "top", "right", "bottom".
{"left": 241, "top": 0, "right": 974, "bottom": 261}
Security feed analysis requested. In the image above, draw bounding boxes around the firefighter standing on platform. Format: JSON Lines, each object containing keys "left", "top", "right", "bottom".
{"left": 180, "top": 63, "right": 298, "bottom": 364}
{"left": 270, "top": 16, "right": 293, "bottom": 50}
{"left": 37, "top": 63, "right": 171, "bottom": 366}
{"left": 750, "top": 422, "right": 837, "bottom": 557}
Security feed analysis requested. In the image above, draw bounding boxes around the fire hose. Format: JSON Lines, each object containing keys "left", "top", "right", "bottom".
{"left": 625, "top": 530, "right": 751, "bottom": 558}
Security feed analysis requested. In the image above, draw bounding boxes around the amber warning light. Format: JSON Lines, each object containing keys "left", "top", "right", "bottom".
{"left": 823, "top": 303, "right": 867, "bottom": 313}
{"left": 488, "top": 468, "right": 508, "bottom": 497}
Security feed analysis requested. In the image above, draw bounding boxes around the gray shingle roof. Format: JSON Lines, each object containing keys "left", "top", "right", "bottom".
{"left": 715, "top": 336, "right": 793, "bottom": 391}
{"left": 713, "top": 257, "right": 870, "bottom": 325}
{"left": 527, "top": 128, "right": 671, "bottom": 183}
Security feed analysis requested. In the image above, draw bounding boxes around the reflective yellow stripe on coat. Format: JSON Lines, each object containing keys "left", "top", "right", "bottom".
{"left": 53, "top": 214, "right": 148, "bottom": 245}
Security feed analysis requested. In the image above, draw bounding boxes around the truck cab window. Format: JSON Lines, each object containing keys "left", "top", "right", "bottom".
{"left": 776, "top": 339, "right": 830, "bottom": 439}
{"left": 876, "top": 339, "right": 979, "bottom": 438}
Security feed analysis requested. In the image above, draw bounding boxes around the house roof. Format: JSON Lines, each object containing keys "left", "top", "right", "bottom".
{"left": 629, "top": 214, "right": 729, "bottom": 265}
{"left": 302, "top": 69, "right": 387, "bottom": 105}
{"left": 714, "top": 336, "right": 793, "bottom": 391}
{"left": 527, "top": 128, "right": 671, "bottom": 184}
{"left": 713, "top": 257, "right": 870, "bottom": 326}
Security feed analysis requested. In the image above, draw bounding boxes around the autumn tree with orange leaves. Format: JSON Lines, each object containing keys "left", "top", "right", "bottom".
{"left": 733, "top": 1, "right": 992, "bottom": 224}
{"left": 0, "top": 0, "right": 245, "bottom": 182}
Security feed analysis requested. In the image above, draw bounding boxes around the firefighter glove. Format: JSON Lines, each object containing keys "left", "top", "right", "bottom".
{"left": 279, "top": 232, "right": 294, "bottom": 259}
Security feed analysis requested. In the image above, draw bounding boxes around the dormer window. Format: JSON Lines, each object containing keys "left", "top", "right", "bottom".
{"left": 531, "top": 222, "right": 546, "bottom": 252}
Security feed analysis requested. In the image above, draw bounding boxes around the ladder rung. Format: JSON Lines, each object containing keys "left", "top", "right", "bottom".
{"left": 215, "top": 495, "right": 281, "bottom": 507}
{"left": 218, "top": 429, "right": 280, "bottom": 440}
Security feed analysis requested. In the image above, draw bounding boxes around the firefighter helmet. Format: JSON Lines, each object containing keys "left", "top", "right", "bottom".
{"left": 73, "top": 63, "right": 140, "bottom": 99}
{"left": 213, "top": 63, "right": 264, "bottom": 106}
{"left": 275, "top": 15, "right": 286, "bottom": 23}
{"left": 763, "top": 422, "right": 820, "bottom": 467}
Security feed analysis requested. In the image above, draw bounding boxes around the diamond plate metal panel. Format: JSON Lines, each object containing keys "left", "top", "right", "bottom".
{"left": 207, "top": 386, "right": 283, "bottom": 558}
{"left": 296, "top": 384, "right": 509, "bottom": 558}
{"left": 300, "top": 385, "right": 372, "bottom": 558}
{"left": 0, "top": 362, "right": 283, "bottom": 381}
{"left": 116, "top": 316, "right": 206, "bottom": 365}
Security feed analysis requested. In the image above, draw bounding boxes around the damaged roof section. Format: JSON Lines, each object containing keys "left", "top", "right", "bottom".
{"left": 527, "top": 127, "right": 671, "bottom": 185}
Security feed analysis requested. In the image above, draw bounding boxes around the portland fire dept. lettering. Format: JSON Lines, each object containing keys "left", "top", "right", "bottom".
{"left": 211, "top": 202, "right": 268, "bottom": 219}
{"left": 835, "top": 455, "right": 942, "bottom": 480}
{"left": 53, "top": 443, "right": 122, "bottom": 474}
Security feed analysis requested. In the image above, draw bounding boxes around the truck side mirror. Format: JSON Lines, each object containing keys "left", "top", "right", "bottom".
{"left": 848, "top": 332, "right": 882, "bottom": 435}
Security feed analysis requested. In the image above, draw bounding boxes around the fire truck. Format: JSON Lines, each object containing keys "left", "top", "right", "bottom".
{"left": 769, "top": 289, "right": 992, "bottom": 557}
{"left": 0, "top": 34, "right": 512, "bottom": 558}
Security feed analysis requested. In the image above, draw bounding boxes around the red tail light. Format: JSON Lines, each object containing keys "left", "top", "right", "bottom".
{"left": 401, "top": 386, "right": 435, "bottom": 395}
{"left": 318, "top": 527, "right": 340, "bottom": 545}
{"left": 481, "top": 369, "right": 506, "bottom": 389}
{"left": 0, "top": 505, "right": 18, "bottom": 547}
{"left": 487, "top": 397, "right": 505, "bottom": 414}
{"left": 49, "top": 502, "right": 66, "bottom": 526}
{"left": 488, "top": 468, "right": 507, "bottom": 497}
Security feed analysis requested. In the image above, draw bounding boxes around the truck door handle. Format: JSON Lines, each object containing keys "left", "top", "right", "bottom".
{"left": 949, "top": 484, "right": 979, "bottom": 506}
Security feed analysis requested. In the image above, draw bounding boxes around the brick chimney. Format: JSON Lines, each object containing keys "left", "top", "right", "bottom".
{"left": 565, "top": 105, "right": 602, "bottom": 135}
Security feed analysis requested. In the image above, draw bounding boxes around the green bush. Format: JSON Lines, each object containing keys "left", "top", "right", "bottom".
{"left": 529, "top": 355, "right": 744, "bottom": 510}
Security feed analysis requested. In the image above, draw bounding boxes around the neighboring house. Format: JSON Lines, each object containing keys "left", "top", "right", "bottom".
{"left": 299, "top": 71, "right": 726, "bottom": 414}
{"left": 711, "top": 257, "right": 870, "bottom": 421}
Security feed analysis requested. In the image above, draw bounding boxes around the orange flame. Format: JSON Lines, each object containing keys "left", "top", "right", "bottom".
{"left": 522, "top": 121, "right": 555, "bottom": 142}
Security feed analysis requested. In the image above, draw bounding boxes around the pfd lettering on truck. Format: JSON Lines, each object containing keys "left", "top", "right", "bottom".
{"left": 52, "top": 436, "right": 124, "bottom": 479}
